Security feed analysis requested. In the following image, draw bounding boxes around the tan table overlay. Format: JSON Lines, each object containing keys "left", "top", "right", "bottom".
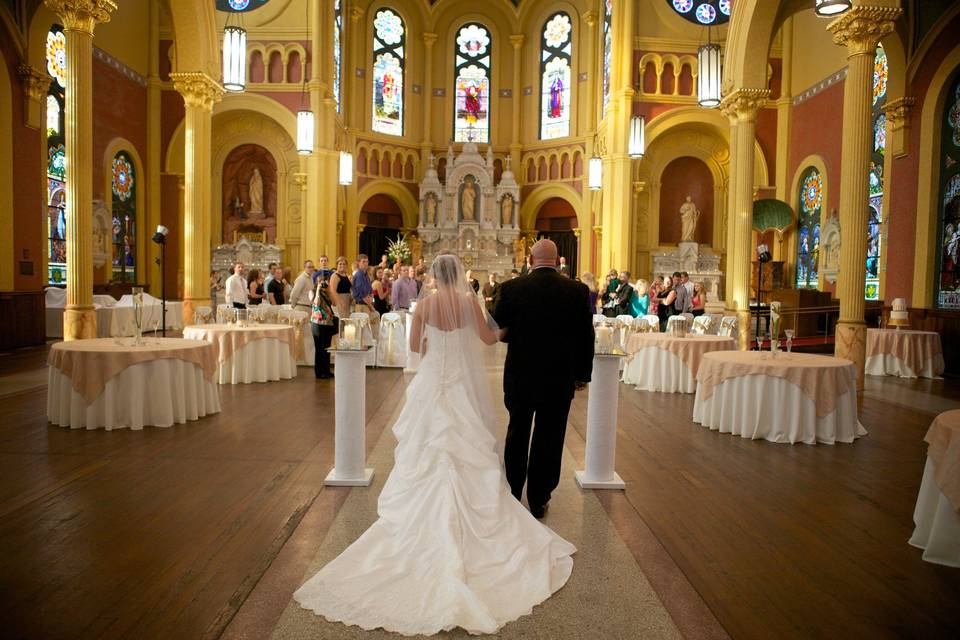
{"left": 924, "top": 410, "right": 960, "bottom": 512}
{"left": 697, "top": 351, "right": 856, "bottom": 419}
{"left": 47, "top": 338, "right": 217, "bottom": 404}
{"left": 626, "top": 333, "right": 736, "bottom": 378}
{"left": 867, "top": 329, "right": 943, "bottom": 377}
{"left": 182, "top": 323, "right": 296, "bottom": 364}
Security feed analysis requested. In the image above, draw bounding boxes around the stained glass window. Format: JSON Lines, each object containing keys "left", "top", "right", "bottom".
{"left": 215, "top": 0, "right": 270, "bottom": 12}
{"left": 46, "top": 25, "right": 67, "bottom": 285}
{"left": 453, "top": 23, "right": 491, "bottom": 143}
{"left": 796, "top": 167, "right": 823, "bottom": 289}
{"left": 602, "top": 0, "right": 612, "bottom": 112}
{"left": 334, "top": 0, "right": 342, "bottom": 113}
{"left": 111, "top": 152, "right": 136, "bottom": 282}
{"left": 371, "top": 9, "right": 405, "bottom": 136}
{"left": 540, "top": 13, "right": 572, "bottom": 140}
{"left": 668, "top": 0, "right": 731, "bottom": 25}
{"left": 865, "top": 45, "right": 887, "bottom": 301}
{"left": 935, "top": 72, "right": 960, "bottom": 309}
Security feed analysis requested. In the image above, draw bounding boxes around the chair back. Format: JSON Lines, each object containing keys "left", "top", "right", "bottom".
{"left": 705, "top": 314, "right": 723, "bottom": 335}
{"left": 194, "top": 306, "right": 213, "bottom": 325}
{"left": 642, "top": 314, "right": 660, "bottom": 333}
{"left": 718, "top": 316, "right": 738, "bottom": 337}
{"left": 681, "top": 312, "right": 694, "bottom": 323}
{"left": 667, "top": 315, "right": 689, "bottom": 337}
{"left": 691, "top": 315, "right": 711, "bottom": 335}
{"left": 593, "top": 313, "right": 606, "bottom": 326}
{"left": 216, "top": 304, "right": 232, "bottom": 324}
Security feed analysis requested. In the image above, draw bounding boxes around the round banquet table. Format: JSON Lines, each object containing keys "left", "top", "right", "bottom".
{"left": 692, "top": 351, "right": 867, "bottom": 445}
{"left": 866, "top": 328, "right": 944, "bottom": 379}
{"left": 909, "top": 409, "right": 960, "bottom": 567}
{"left": 182, "top": 323, "right": 297, "bottom": 384}
{"left": 47, "top": 338, "right": 220, "bottom": 431}
{"left": 622, "top": 333, "right": 735, "bottom": 393}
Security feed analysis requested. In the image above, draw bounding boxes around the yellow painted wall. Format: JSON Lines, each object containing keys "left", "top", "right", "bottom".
{"left": 788, "top": 9, "right": 848, "bottom": 95}
{"left": 94, "top": 0, "right": 150, "bottom": 75}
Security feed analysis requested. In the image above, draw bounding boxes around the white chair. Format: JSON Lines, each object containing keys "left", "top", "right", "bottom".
{"left": 681, "top": 312, "right": 694, "bottom": 323}
{"left": 705, "top": 314, "right": 723, "bottom": 335}
{"left": 277, "top": 308, "right": 313, "bottom": 366}
{"left": 666, "top": 315, "right": 689, "bottom": 337}
{"left": 691, "top": 315, "right": 712, "bottom": 335}
{"left": 615, "top": 315, "right": 634, "bottom": 350}
{"left": 216, "top": 304, "right": 233, "bottom": 324}
{"left": 349, "top": 311, "right": 378, "bottom": 367}
{"left": 376, "top": 312, "right": 407, "bottom": 367}
{"left": 593, "top": 313, "right": 606, "bottom": 326}
{"left": 642, "top": 314, "right": 660, "bottom": 333}
{"left": 718, "top": 316, "right": 738, "bottom": 338}
{"left": 194, "top": 306, "right": 213, "bottom": 325}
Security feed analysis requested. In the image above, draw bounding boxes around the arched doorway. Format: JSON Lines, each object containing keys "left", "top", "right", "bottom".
{"left": 534, "top": 197, "right": 578, "bottom": 275}
{"left": 359, "top": 194, "right": 403, "bottom": 263}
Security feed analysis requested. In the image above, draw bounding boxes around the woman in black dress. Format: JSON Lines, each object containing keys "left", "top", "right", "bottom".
{"left": 247, "top": 268, "right": 264, "bottom": 305}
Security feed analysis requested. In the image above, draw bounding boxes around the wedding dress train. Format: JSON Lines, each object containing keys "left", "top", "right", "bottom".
{"left": 294, "top": 326, "right": 576, "bottom": 636}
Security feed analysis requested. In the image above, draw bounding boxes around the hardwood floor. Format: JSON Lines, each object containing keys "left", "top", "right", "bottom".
{"left": 0, "top": 343, "right": 958, "bottom": 639}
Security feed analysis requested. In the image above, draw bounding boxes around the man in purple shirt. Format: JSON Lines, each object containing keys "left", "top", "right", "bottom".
{"left": 391, "top": 265, "right": 419, "bottom": 310}
{"left": 352, "top": 254, "right": 373, "bottom": 307}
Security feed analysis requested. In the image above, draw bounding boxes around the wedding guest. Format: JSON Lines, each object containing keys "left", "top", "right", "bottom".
{"left": 290, "top": 260, "right": 316, "bottom": 312}
{"left": 378, "top": 254, "right": 390, "bottom": 272}
{"left": 520, "top": 255, "right": 533, "bottom": 275}
{"left": 263, "top": 262, "right": 278, "bottom": 300}
{"left": 391, "top": 265, "right": 418, "bottom": 311}
{"left": 330, "top": 256, "right": 352, "bottom": 319}
{"left": 648, "top": 276, "right": 664, "bottom": 317}
{"left": 682, "top": 271, "right": 694, "bottom": 299}
{"left": 310, "top": 273, "right": 337, "bottom": 379}
{"left": 372, "top": 268, "right": 391, "bottom": 315}
{"left": 672, "top": 271, "right": 692, "bottom": 315}
{"left": 631, "top": 279, "right": 649, "bottom": 317}
{"left": 268, "top": 265, "right": 285, "bottom": 305}
{"left": 313, "top": 255, "right": 333, "bottom": 285}
{"left": 510, "top": 269, "right": 520, "bottom": 279}
{"left": 558, "top": 256, "right": 570, "bottom": 277}
{"left": 225, "top": 262, "right": 248, "bottom": 309}
{"left": 466, "top": 269, "right": 480, "bottom": 293}
{"left": 282, "top": 266, "right": 294, "bottom": 302}
{"left": 581, "top": 272, "right": 599, "bottom": 311}
{"left": 352, "top": 254, "right": 374, "bottom": 310}
{"left": 691, "top": 283, "right": 706, "bottom": 316}
{"left": 247, "top": 268, "right": 265, "bottom": 305}
{"left": 209, "top": 270, "right": 222, "bottom": 304}
{"left": 482, "top": 272, "right": 501, "bottom": 314}
{"left": 656, "top": 275, "right": 676, "bottom": 329}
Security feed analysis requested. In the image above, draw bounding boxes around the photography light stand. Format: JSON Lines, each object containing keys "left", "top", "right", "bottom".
{"left": 152, "top": 225, "right": 169, "bottom": 335}
{"left": 756, "top": 243, "right": 772, "bottom": 351}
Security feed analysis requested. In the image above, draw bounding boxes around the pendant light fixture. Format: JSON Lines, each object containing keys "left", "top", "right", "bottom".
{"left": 296, "top": 0, "right": 314, "bottom": 155}
{"left": 628, "top": 115, "right": 645, "bottom": 159}
{"left": 815, "top": 0, "right": 852, "bottom": 17}
{"left": 339, "top": 151, "right": 353, "bottom": 185}
{"left": 588, "top": 156, "right": 603, "bottom": 191}
{"left": 698, "top": 26, "right": 721, "bottom": 108}
{"left": 222, "top": 24, "right": 247, "bottom": 92}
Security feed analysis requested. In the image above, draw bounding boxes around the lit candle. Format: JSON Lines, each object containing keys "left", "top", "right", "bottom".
{"left": 343, "top": 324, "right": 357, "bottom": 347}
{"left": 596, "top": 326, "right": 613, "bottom": 352}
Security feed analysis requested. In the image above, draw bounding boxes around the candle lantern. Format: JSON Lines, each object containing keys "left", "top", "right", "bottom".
{"left": 338, "top": 317, "right": 365, "bottom": 350}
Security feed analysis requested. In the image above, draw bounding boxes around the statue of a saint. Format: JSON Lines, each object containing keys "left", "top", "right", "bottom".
{"left": 679, "top": 195, "right": 700, "bottom": 242}
{"left": 461, "top": 179, "right": 476, "bottom": 221}
{"left": 500, "top": 195, "right": 513, "bottom": 227}
{"left": 424, "top": 194, "right": 437, "bottom": 226}
{"left": 248, "top": 167, "right": 264, "bottom": 216}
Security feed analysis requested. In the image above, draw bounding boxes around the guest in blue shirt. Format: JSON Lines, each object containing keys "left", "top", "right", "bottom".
{"left": 313, "top": 255, "right": 334, "bottom": 285}
{"left": 352, "top": 254, "right": 374, "bottom": 308}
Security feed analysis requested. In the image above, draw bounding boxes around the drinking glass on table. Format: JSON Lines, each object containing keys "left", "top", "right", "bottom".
{"left": 784, "top": 329, "right": 794, "bottom": 354}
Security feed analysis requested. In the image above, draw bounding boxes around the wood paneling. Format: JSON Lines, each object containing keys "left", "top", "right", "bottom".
{"left": 0, "top": 291, "right": 44, "bottom": 349}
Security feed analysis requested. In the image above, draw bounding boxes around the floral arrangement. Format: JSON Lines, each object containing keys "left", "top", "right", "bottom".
{"left": 387, "top": 233, "right": 412, "bottom": 265}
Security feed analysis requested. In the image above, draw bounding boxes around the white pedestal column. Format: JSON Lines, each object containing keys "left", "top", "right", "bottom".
{"left": 325, "top": 348, "right": 375, "bottom": 486}
{"left": 575, "top": 354, "right": 626, "bottom": 490}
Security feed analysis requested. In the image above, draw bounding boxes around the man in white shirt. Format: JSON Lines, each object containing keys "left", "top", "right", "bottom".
{"left": 289, "top": 260, "right": 316, "bottom": 311}
{"left": 225, "top": 262, "right": 248, "bottom": 309}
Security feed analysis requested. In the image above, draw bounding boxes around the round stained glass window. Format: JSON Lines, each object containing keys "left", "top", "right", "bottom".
{"left": 667, "top": 0, "right": 730, "bottom": 25}
{"left": 215, "top": 0, "right": 269, "bottom": 12}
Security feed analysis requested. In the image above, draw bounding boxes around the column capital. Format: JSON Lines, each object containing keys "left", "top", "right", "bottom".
{"left": 883, "top": 96, "right": 916, "bottom": 127}
{"left": 719, "top": 88, "right": 771, "bottom": 123}
{"left": 44, "top": 0, "right": 116, "bottom": 34}
{"left": 18, "top": 64, "right": 49, "bottom": 103}
{"left": 828, "top": 6, "right": 901, "bottom": 55}
{"left": 582, "top": 10, "right": 598, "bottom": 27}
{"left": 171, "top": 72, "right": 224, "bottom": 111}
{"left": 293, "top": 172, "right": 308, "bottom": 188}
{"left": 350, "top": 6, "right": 364, "bottom": 23}
{"left": 509, "top": 34, "right": 525, "bottom": 50}
{"left": 422, "top": 32, "right": 438, "bottom": 47}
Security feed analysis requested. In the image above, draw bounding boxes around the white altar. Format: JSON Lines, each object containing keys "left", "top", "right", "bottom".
{"left": 211, "top": 237, "right": 282, "bottom": 283}
{"left": 651, "top": 241, "right": 724, "bottom": 303}
{"left": 417, "top": 143, "right": 520, "bottom": 276}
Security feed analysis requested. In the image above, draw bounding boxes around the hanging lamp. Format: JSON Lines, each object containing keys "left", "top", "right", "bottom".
{"left": 698, "top": 26, "right": 721, "bottom": 108}
{"left": 815, "top": 0, "right": 852, "bottom": 17}
{"left": 296, "top": 0, "right": 314, "bottom": 155}
{"left": 588, "top": 156, "right": 603, "bottom": 191}
{"left": 222, "top": 24, "right": 247, "bottom": 92}
{"left": 628, "top": 115, "right": 645, "bottom": 159}
{"left": 339, "top": 151, "right": 353, "bottom": 185}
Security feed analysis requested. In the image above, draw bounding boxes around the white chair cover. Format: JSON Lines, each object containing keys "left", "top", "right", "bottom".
{"left": 681, "top": 312, "right": 694, "bottom": 323}
{"left": 643, "top": 314, "right": 661, "bottom": 333}
{"left": 705, "top": 314, "right": 723, "bottom": 335}
{"left": 593, "top": 313, "right": 606, "bottom": 325}
{"left": 278, "top": 307, "right": 314, "bottom": 366}
{"left": 194, "top": 306, "right": 214, "bottom": 325}
{"left": 376, "top": 312, "right": 407, "bottom": 367}
{"left": 349, "top": 311, "right": 378, "bottom": 367}
{"left": 216, "top": 304, "right": 233, "bottom": 324}
{"left": 691, "top": 315, "right": 712, "bottom": 335}
{"left": 718, "top": 316, "right": 738, "bottom": 337}
{"left": 615, "top": 315, "right": 634, "bottom": 351}
{"left": 666, "top": 315, "right": 689, "bottom": 337}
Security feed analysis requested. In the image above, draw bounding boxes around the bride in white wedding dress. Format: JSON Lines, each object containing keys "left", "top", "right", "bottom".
{"left": 294, "top": 254, "right": 576, "bottom": 636}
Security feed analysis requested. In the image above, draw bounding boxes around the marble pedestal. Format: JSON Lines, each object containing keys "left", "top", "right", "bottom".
{"left": 576, "top": 354, "right": 626, "bottom": 490}
{"left": 325, "top": 348, "right": 375, "bottom": 487}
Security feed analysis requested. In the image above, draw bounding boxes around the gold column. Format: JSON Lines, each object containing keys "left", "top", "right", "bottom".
{"left": 578, "top": 11, "right": 598, "bottom": 275}
{"left": 45, "top": 0, "right": 116, "bottom": 340}
{"left": 421, "top": 32, "right": 437, "bottom": 167}
{"left": 828, "top": 6, "right": 900, "bottom": 388}
{"left": 170, "top": 73, "right": 222, "bottom": 326}
{"left": 720, "top": 89, "right": 770, "bottom": 350}
{"left": 146, "top": 0, "right": 162, "bottom": 293}
{"left": 509, "top": 35, "right": 524, "bottom": 169}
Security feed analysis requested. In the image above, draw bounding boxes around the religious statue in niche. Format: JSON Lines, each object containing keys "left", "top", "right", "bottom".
{"left": 500, "top": 194, "right": 514, "bottom": 227}
{"left": 680, "top": 195, "right": 700, "bottom": 242}
{"left": 248, "top": 167, "right": 264, "bottom": 217}
{"left": 222, "top": 144, "right": 277, "bottom": 244}
{"left": 424, "top": 193, "right": 438, "bottom": 226}
{"left": 460, "top": 175, "right": 478, "bottom": 222}
{"left": 820, "top": 212, "right": 841, "bottom": 284}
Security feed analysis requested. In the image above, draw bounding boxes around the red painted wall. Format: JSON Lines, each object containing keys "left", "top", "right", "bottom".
{"left": 659, "top": 156, "right": 714, "bottom": 245}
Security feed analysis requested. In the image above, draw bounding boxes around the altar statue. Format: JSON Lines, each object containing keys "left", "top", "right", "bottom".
{"left": 249, "top": 167, "right": 264, "bottom": 216}
{"left": 500, "top": 194, "right": 513, "bottom": 227}
{"left": 424, "top": 194, "right": 437, "bottom": 226}
{"left": 680, "top": 196, "right": 700, "bottom": 242}
{"left": 461, "top": 179, "right": 476, "bottom": 221}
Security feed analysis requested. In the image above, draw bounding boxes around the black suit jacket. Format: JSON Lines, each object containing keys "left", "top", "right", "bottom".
{"left": 494, "top": 267, "right": 595, "bottom": 400}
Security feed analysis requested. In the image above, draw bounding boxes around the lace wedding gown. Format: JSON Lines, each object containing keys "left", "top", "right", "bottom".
{"left": 294, "top": 325, "right": 576, "bottom": 636}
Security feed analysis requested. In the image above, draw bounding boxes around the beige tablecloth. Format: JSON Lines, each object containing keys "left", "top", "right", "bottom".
{"left": 697, "top": 351, "right": 856, "bottom": 419}
{"left": 182, "top": 323, "right": 296, "bottom": 364}
{"left": 866, "top": 329, "right": 944, "bottom": 378}
{"left": 925, "top": 410, "right": 960, "bottom": 512}
{"left": 625, "top": 333, "right": 736, "bottom": 378}
{"left": 47, "top": 338, "right": 217, "bottom": 404}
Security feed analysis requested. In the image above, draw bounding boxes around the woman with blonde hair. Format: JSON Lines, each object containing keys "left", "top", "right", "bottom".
{"left": 691, "top": 282, "right": 706, "bottom": 317}
{"left": 630, "top": 278, "right": 649, "bottom": 317}
{"left": 581, "top": 272, "right": 599, "bottom": 312}
{"left": 329, "top": 256, "right": 353, "bottom": 319}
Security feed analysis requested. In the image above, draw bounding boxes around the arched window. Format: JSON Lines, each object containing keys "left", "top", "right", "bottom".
{"left": 111, "top": 152, "right": 136, "bottom": 282}
{"left": 602, "top": 0, "right": 612, "bottom": 112}
{"left": 372, "top": 8, "right": 405, "bottom": 136}
{"left": 453, "top": 23, "right": 491, "bottom": 143}
{"left": 865, "top": 45, "right": 887, "bottom": 301}
{"left": 334, "top": 0, "right": 342, "bottom": 112}
{"left": 935, "top": 71, "right": 960, "bottom": 309}
{"left": 46, "top": 25, "right": 67, "bottom": 285}
{"left": 540, "top": 13, "right": 573, "bottom": 140}
{"left": 796, "top": 167, "right": 823, "bottom": 289}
